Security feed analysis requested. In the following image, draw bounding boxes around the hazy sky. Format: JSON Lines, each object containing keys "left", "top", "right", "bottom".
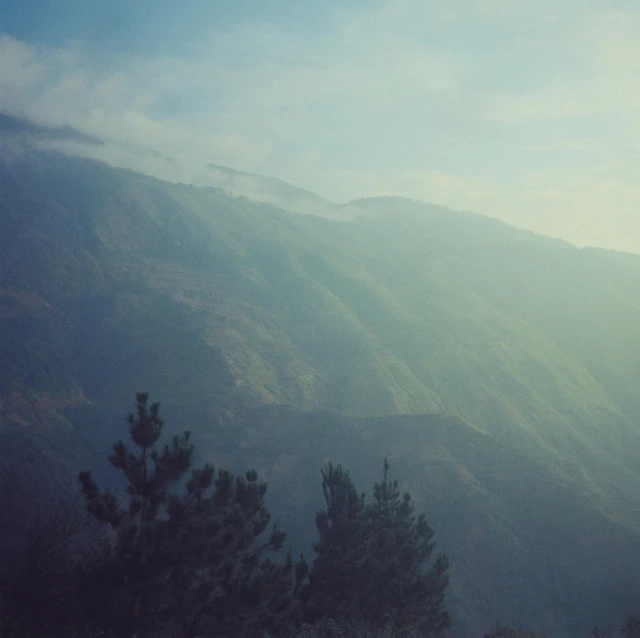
{"left": 1, "top": 0, "right": 639, "bottom": 252}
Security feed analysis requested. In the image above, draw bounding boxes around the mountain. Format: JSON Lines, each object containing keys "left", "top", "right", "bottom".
{"left": 0, "top": 112, "right": 345, "bottom": 220}
{"left": 2, "top": 142, "right": 640, "bottom": 636}
{"left": 202, "top": 162, "right": 348, "bottom": 219}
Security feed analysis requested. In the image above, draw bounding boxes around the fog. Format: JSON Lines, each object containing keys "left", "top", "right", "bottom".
{"left": 3, "top": 7, "right": 640, "bottom": 630}
{"left": 1, "top": 0, "right": 639, "bottom": 252}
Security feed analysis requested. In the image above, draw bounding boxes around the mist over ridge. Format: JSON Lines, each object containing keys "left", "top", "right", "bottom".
{"left": 2, "top": 138, "right": 640, "bottom": 635}
{"left": 1, "top": 112, "right": 638, "bottom": 257}
{"left": 3, "top": 2, "right": 640, "bottom": 634}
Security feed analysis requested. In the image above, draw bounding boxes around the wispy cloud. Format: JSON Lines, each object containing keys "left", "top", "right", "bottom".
{"left": 1, "top": 1, "right": 639, "bottom": 252}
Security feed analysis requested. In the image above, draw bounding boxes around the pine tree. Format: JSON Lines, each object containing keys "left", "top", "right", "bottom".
{"left": 302, "top": 460, "right": 451, "bottom": 636}
{"left": 301, "top": 463, "right": 366, "bottom": 623}
{"left": 78, "top": 392, "right": 193, "bottom": 636}
{"left": 78, "top": 392, "right": 305, "bottom": 637}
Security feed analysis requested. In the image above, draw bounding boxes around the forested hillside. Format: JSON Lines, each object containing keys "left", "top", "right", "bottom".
{"left": 2, "top": 146, "right": 640, "bottom": 636}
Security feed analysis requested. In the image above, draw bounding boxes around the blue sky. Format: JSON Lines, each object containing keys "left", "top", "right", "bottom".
{"left": 1, "top": 0, "right": 639, "bottom": 252}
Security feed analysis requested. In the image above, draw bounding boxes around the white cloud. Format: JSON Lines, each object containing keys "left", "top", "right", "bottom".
{"left": 0, "top": 35, "right": 45, "bottom": 88}
{"left": 478, "top": 8, "right": 640, "bottom": 123}
{"left": 0, "top": 1, "right": 639, "bottom": 253}
{"left": 0, "top": 14, "right": 463, "bottom": 169}
{"left": 343, "top": 167, "right": 640, "bottom": 252}
{"left": 0, "top": 35, "right": 48, "bottom": 114}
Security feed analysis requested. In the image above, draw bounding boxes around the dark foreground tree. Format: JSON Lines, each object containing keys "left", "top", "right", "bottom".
{"left": 78, "top": 392, "right": 305, "bottom": 638}
{"left": 484, "top": 624, "right": 547, "bottom": 638}
{"left": 590, "top": 613, "right": 640, "bottom": 638}
{"left": 0, "top": 502, "right": 89, "bottom": 637}
{"left": 288, "top": 617, "right": 424, "bottom": 637}
{"left": 302, "top": 460, "right": 451, "bottom": 636}
{"left": 622, "top": 615, "right": 640, "bottom": 638}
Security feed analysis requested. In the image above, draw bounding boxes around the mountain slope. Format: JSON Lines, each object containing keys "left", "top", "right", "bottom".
{"left": 221, "top": 405, "right": 640, "bottom": 637}
{"left": 2, "top": 147, "right": 640, "bottom": 635}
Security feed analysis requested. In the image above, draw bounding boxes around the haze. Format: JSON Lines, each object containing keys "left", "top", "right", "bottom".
{"left": 1, "top": 0, "right": 639, "bottom": 253}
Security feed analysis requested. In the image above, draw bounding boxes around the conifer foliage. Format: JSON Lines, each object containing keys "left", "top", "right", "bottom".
{"left": 78, "top": 392, "right": 305, "bottom": 638}
{"left": 303, "top": 459, "right": 451, "bottom": 636}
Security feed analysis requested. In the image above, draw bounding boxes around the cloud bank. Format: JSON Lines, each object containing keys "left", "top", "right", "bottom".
{"left": 1, "top": 1, "right": 639, "bottom": 252}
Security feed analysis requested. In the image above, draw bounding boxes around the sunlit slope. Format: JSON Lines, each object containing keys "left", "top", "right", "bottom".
{"left": 219, "top": 405, "right": 640, "bottom": 637}
{"left": 145, "top": 187, "right": 640, "bottom": 484}
{"left": 4, "top": 150, "right": 640, "bottom": 636}
{"left": 2, "top": 152, "right": 640, "bottom": 475}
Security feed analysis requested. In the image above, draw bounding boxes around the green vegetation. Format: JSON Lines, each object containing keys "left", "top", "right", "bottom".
{"left": 0, "top": 503, "right": 89, "bottom": 637}
{"left": 3, "top": 149, "right": 640, "bottom": 635}
{"left": 288, "top": 617, "right": 425, "bottom": 637}
{"left": 78, "top": 393, "right": 305, "bottom": 637}
{"left": 3, "top": 394, "right": 640, "bottom": 638}
{"left": 303, "top": 461, "right": 450, "bottom": 635}
{"left": 0, "top": 394, "right": 453, "bottom": 637}
{"left": 484, "top": 625, "right": 548, "bottom": 638}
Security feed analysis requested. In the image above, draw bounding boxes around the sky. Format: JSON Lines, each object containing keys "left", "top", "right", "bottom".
{"left": 1, "top": 0, "right": 639, "bottom": 253}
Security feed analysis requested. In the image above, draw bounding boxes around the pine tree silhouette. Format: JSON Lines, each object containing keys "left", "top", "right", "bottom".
{"left": 79, "top": 392, "right": 306, "bottom": 637}
{"left": 303, "top": 459, "right": 451, "bottom": 636}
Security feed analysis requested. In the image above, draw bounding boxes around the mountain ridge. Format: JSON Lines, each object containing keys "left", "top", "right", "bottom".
{"left": 2, "top": 145, "right": 640, "bottom": 636}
